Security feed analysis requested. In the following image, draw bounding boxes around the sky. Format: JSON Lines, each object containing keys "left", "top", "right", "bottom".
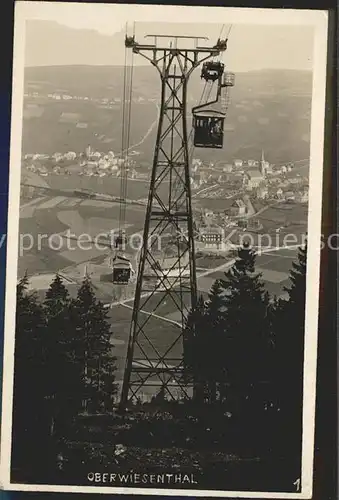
{"left": 16, "top": 2, "right": 325, "bottom": 71}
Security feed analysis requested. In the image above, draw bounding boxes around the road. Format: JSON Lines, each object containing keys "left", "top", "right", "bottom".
{"left": 123, "top": 103, "right": 160, "bottom": 154}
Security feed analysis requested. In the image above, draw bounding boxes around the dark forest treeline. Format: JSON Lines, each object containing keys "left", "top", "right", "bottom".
{"left": 12, "top": 244, "right": 307, "bottom": 479}
{"left": 12, "top": 275, "right": 117, "bottom": 477}
{"left": 183, "top": 243, "right": 306, "bottom": 460}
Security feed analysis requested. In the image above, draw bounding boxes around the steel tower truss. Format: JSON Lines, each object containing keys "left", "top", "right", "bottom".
{"left": 120, "top": 34, "right": 227, "bottom": 408}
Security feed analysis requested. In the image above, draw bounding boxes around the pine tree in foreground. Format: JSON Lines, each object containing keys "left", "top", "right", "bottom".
{"left": 184, "top": 244, "right": 273, "bottom": 411}
{"left": 12, "top": 274, "right": 48, "bottom": 473}
{"left": 204, "top": 279, "right": 228, "bottom": 404}
{"left": 183, "top": 294, "right": 207, "bottom": 403}
{"left": 43, "top": 274, "right": 80, "bottom": 435}
{"left": 273, "top": 244, "right": 307, "bottom": 454}
{"left": 70, "top": 277, "right": 117, "bottom": 414}
{"left": 217, "top": 243, "right": 272, "bottom": 413}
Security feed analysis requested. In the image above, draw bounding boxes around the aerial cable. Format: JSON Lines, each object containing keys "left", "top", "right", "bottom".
{"left": 122, "top": 46, "right": 134, "bottom": 226}
{"left": 119, "top": 23, "right": 129, "bottom": 233}
{"left": 123, "top": 24, "right": 135, "bottom": 217}
{"left": 119, "top": 23, "right": 134, "bottom": 235}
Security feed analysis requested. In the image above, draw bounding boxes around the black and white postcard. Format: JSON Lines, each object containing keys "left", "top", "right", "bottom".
{"left": 0, "top": 1, "right": 329, "bottom": 497}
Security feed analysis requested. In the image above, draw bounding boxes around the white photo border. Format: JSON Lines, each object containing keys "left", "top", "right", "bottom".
{"left": 0, "top": 2, "right": 329, "bottom": 498}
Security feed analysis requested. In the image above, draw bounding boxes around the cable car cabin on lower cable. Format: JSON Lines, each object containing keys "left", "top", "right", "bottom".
{"left": 112, "top": 254, "right": 133, "bottom": 285}
{"left": 192, "top": 110, "right": 225, "bottom": 149}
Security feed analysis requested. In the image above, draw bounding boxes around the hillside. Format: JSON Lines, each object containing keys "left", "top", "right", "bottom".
{"left": 22, "top": 65, "right": 312, "bottom": 165}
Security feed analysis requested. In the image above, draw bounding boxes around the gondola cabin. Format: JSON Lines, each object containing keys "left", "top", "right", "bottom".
{"left": 192, "top": 110, "right": 225, "bottom": 149}
{"left": 200, "top": 61, "right": 224, "bottom": 82}
{"left": 112, "top": 255, "right": 133, "bottom": 285}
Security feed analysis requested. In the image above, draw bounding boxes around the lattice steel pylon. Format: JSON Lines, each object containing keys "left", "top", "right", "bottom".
{"left": 119, "top": 33, "right": 228, "bottom": 409}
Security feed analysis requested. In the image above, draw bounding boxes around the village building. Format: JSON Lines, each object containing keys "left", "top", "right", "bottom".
{"left": 230, "top": 199, "right": 247, "bottom": 217}
{"left": 222, "top": 164, "right": 233, "bottom": 173}
{"left": 257, "top": 186, "right": 269, "bottom": 199}
{"left": 284, "top": 191, "right": 295, "bottom": 200}
{"left": 64, "top": 151, "right": 77, "bottom": 161}
{"left": 89, "top": 151, "right": 102, "bottom": 160}
{"left": 37, "top": 166, "right": 48, "bottom": 176}
{"left": 276, "top": 188, "right": 284, "bottom": 199}
{"left": 52, "top": 152, "right": 63, "bottom": 163}
{"left": 245, "top": 170, "right": 264, "bottom": 190}
{"left": 87, "top": 160, "right": 99, "bottom": 168}
{"left": 98, "top": 158, "right": 111, "bottom": 170}
{"left": 289, "top": 177, "right": 303, "bottom": 185}
{"left": 33, "top": 153, "right": 49, "bottom": 160}
{"left": 233, "top": 159, "right": 243, "bottom": 168}
{"left": 295, "top": 190, "right": 309, "bottom": 203}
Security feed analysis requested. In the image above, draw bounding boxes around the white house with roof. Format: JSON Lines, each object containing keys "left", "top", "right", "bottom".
{"left": 295, "top": 190, "right": 309, "bottom": 203}
{"left": 222, "top": 163, "right": 233, "bottom": 173}
{"left": 245, "top": 170, "right": 264, "bottom": 190}
{"left": 257, "top": 186, "right": 269, "bottom": 199}
{"left": 276, "top": 188, "right": 284, "bottom": 199}
{"left": 233, "top": 159, "right": 243, "bottom": 168}
{"left": 98, "top": 158, "right": 111, "bottom": 170}
{"left": 90, "top": 151, "right": 102, "bottom": 159}
{"left": 52, "top": 152, "right": 63, "bottom": 163}
{"left": 230, "top": 199, "right": 247, "bottom": 216}
{"left": 64, "top": 151, "right": 77, "bottom": 161}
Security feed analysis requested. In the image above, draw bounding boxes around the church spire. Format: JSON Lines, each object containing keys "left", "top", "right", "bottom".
{"left": 260, "top": 149, "right": 266, "bottom": 177}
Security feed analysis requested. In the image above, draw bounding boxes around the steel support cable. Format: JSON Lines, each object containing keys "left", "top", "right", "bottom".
{"left": 119, "top": 34, "right": 129, "bottom": 232}
{"left": 119, "top": 25, "right": 135, "bottom": 232}
{"left": 122, "top": 49, "right": 134, "bottom": 226}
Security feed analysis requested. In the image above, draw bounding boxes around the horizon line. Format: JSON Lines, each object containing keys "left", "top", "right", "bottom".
{"left": 24, "top": 64, "right": 313, "bottom": 72}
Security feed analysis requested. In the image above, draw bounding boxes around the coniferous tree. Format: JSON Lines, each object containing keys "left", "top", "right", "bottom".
{"left": 70, "top": 277, "right": 117, "bottom": 414}
{"left": 183, "top": 294, "right": 207, "bottom": 403}
{"left": 204, "top": 280, "right": 228, "bottom": 404}
{"left": 43, "top": 274, "right": 80, "bottom": 435}
{"left": 12, "top": 274, "right": 48, "bottom": 473}
{"left": 273, "top": 244, "right": 307, "bottom": 456}
{"left": 218, "top": 244, "right": 272, "bottom": 414}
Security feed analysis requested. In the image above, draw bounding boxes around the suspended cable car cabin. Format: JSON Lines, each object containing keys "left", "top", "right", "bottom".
{"left": 200, "top": 61, "right": 224, "bottom": 82}
{"left": 192, "top": 109, "right": 225, "bottom": 149}
{"left": 112, "top": 254, "right": 133, "bottom": 285}
{"left": 112, "top": 229, "right": 134, "bottom": 285}
{"left": 193, "top": 62, "right": 235, "bottom": 149}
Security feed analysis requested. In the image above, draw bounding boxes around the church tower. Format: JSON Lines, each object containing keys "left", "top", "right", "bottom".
{"left": 260, "top": 149, "right": 268, "bottom": 177}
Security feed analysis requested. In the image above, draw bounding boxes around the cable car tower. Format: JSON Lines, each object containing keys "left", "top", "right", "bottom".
{"left": 120, "top": 31, "right": 229, "bottom": 409}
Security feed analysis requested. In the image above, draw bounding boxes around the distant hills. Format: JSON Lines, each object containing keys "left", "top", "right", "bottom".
{"left": 22, "top": 65, "right": 312, "bottom": 165}
{"left": 24, "top": 20, "right": 314, "bottom": 72}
